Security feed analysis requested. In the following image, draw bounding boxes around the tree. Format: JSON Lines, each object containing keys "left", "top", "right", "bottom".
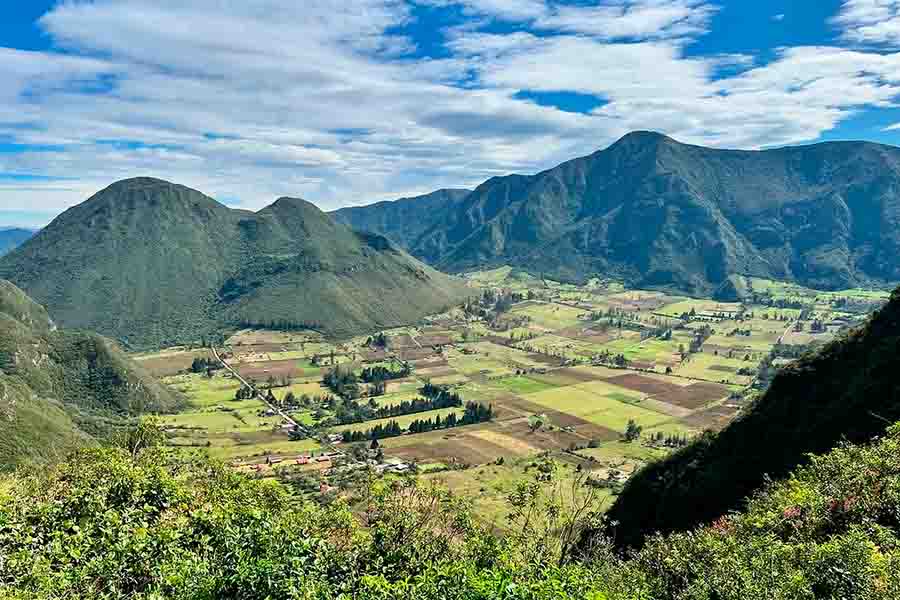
{"left": 370, "top": 438, "right": 380, "bottom": 450}
{"left": 624, "top": 419, "right": 643, "bottom": 442}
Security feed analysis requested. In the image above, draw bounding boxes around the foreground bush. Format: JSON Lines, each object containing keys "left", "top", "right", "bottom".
{"left": 1, "top": 424, "right": 899, "bottom": 599}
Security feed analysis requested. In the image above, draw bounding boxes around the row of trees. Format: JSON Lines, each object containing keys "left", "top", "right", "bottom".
{"left": 359, "top": 363, "right": 411, "bottom": 383}
{"left": 341, "top": 401, "right": 494, "bottom": 443}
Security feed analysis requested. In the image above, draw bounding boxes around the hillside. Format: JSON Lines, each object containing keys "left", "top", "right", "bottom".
{"left": 0, "top": 178, "right": 469, "bottom": 348}
{"left": 338, "top": 132, "right": 900, "bottom": 295}
{"left": 331, "top": 188, "right": 470, "bottom": 247}
{"left": 0, "top": 228, "right": 34, "bottom": 256}
{"left": 605, "top": 284, "right": 900, "bottom": 549}
{"left": 0, "top": 280, "right": 183, "bottom": 470}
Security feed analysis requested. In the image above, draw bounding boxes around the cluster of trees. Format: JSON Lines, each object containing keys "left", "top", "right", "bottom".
{"left": 640, "top": 326, "right": 671, "bottom": 341}
{"left": 463, "top": 289, "right": 525, "bottom": 322}
{"left": 726, "top": 327, "right": 752, "bottom": 337}
{"left": 189, "top": 356, "right": 221, "bottom": 373}
{"left": 359, "top": 363, "right": 411, "bottom": 383}
{"left": 234, "top": 386, "right": 256, "bottom": 400}
{"left": 649, "top": 430, "right": 691, "bottom": 447}
{"left": 595, "top": 350, "right": 629, "bottom": 367}
{"left": 624, "top": 419, "right": 643, "bottom": 442}
{"left": 366, "top": 332, "right": 389, "bottom": 348}
{"left": 322, "top": 365, "right": 360, "bottom": 400}
{"left": 341, "top": 401, "right": 494, "bottom": 442}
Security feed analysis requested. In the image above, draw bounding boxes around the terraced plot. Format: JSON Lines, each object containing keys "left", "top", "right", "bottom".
{"left": 134, "top": 348, "right": 213, "bottom": 377}
{"left": 509, "top": 302, "right": 586, "bottom": 331}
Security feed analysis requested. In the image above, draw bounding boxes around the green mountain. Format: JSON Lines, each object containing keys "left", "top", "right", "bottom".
{"left": 0, "top": 228, "right": 34, "bottom": 256}
{"left": 605, "top": 285, "right": 900, "bottom": 549}
{"left": 0, "top": 178, "right": 468, "bottom": 349}
{"left": 331, "top": 188, "right": 470, "bottom": 248}
{"left": 337, "top": 132, "right": 900, "bottom": 295}
{"left": 0, "top": 280, "right": 183, "bottom": 470}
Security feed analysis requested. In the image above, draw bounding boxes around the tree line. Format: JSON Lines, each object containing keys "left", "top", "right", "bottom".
{"left": 341, "top": 401, "right": 494, "bottom": 443}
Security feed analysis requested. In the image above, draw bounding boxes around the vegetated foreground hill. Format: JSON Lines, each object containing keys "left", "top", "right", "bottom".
{"left": 605, "top": 284, "right": 900, "bottom": 549}
{"left": 339, "top": 131, "right": 900, "bottom": 296}
{"left": 2, "top": 417, "right": 899, "bottom": 598}
{"left": 330, "top": 188, "right": 471, "bottom": 248}
{"left": 0, "top": 228, "right": 34, "bottom": 257}
{"left": 0, "top": 178, "right": 469, "bottom": 349}
{"left": 0, "top": 280, "right": 182, "bottom": 470}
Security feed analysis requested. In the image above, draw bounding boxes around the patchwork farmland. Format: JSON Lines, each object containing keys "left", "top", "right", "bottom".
{"left": 140, "top": 267, "right": 889, "bottom": 523}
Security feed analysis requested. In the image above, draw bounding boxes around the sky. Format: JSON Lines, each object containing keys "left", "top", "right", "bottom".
{"left": 4, "top": 0, "right": 900, "bottom": 227}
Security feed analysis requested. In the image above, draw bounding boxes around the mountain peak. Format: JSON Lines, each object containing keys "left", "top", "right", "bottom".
{"left": 104, "top": 177, "right": 180, "bottom": 191}
{"left": 267, "top": 196, "right": 320, "bottom": 212}
{"left": 610, "top": 130, "right": 675, "bottom": 149}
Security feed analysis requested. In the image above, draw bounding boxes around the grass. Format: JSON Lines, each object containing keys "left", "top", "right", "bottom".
{"left": 421, "top": 457, "right": 619, "bottom": 528}
{"left": 674, "top": 352, "right": 754, "bottom": 385}
{"left": 655, "top": 299, "right": 742, "bottom": 318}
{"left": 509, "top": 302, "right": 586, "bottom": 331}
{"left": 209, "top": 436, "right": 321, "bottom": 460}
{"left": 525, "top": 384, "right": 672, "bottom": 432}
{"left": 488, "top": 375, "right": 558, "bottom": 395}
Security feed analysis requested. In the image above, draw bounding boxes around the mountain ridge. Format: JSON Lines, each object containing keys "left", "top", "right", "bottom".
{"left": 335, "top": 132, "right": 900, "bottom": 295}
{"left": 0, "top": 178, "right": 469, "bottom": 348}
{"left": 0, "top": 227, "right": 35, "bottom": 257}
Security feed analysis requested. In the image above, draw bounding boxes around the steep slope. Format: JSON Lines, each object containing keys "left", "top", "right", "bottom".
{"left": 346, "top": 132, "right": 900, "bottom": 294}
{"left": 0, "top": 280, "right": 183, "bottom": 470}
{"left": 605, "top": 285, "right": 900, "bottom": 549}
{"left": 330, "top": 188, "right": 470, "bottom": 247}
{"left": 0, "top": 178, "right": 468, "bottom": 348}
{"left": 0, "top": 228, "right": 34, "bottom": 256}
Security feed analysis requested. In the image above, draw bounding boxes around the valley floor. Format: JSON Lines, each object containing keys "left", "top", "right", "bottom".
{"left": 136, "top": 268, "right": 889, "bottom": 524}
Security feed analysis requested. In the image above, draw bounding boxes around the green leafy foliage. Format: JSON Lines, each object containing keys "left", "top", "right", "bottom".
{"left": 2, "top": 422, "right": 899, "bottom": 599}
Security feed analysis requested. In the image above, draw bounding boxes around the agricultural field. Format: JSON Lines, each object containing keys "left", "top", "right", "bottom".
{"left": 139, "top": 270, "right": 889, "bottom": 519}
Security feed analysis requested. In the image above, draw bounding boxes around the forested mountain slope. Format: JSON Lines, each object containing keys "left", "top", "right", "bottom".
{"left": 0, "top": 178, "right": 468, "bottom": 348}
{"left": 331, "top": 188, "right": 470, "bottom": 248}
{"left": 0, "top": 280, "right": 182, "bottom": 470}
{"left": 338, "top": 132, "right": 900, "bottom": 296}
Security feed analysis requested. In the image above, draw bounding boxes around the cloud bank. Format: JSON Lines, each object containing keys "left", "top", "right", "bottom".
{"left": 0, "top": 0, "right": 899, "bottom": 224}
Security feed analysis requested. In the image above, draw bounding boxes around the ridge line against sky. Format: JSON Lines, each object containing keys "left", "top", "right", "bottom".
{"left": 3, "top": 0, "right": 900, "bottom": 227}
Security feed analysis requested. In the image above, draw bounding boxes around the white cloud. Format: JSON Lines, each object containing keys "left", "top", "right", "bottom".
{"left": 833, "top": 0, "right": 900, "bottom": 46}
{"left": 2, "top": 0, "right": 900, "bottom": 225}
{"left": 420, "top": 0, "right": 547, "bottom": 21}
{"left": 536, "top": 0, "right": 718, "bottom": 40}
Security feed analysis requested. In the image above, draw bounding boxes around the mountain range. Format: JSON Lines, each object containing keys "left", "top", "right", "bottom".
{"left": 0, "top": 279, "right": 182, "bottom": 470}
{"left": 333, "top": 131, "right": 900, "bottom": 296}
{"left": 0, "top": 228, "right": 34, "bottom": 257}
{"left": 0, "top": 178, "right": 468, "bottom": 349}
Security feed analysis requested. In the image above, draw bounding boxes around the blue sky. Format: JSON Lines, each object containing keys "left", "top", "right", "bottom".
{"left": 3, "top": 0, "right": 900, "bottom": 227}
